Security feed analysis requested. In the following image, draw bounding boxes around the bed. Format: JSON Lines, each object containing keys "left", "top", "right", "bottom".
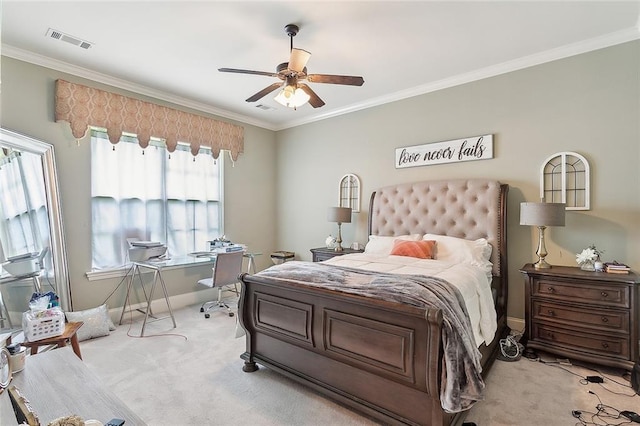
{"left": 238, "top": 179, "right": 509, "bottom": 426}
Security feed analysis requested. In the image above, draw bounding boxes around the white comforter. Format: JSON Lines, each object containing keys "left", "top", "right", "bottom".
{"left": 323, "top": 253, "right": 497, "bottom": 347}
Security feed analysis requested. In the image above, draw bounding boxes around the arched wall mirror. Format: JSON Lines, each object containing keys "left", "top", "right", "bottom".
{"left": 0, "top": 128, "right": 71, "bottom": 330}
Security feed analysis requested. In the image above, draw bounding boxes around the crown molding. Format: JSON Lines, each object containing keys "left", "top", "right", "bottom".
{"left": 275, "top": 27, "right": 640, "bottom": 130}
{"left": 4, "top": 25, "right": 639, "bottom": 132}
{"left": 1, "top": 44, "right": 277, "bottom": 131}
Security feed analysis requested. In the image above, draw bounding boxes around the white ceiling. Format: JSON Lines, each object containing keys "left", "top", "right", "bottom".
{"left": 2, "top": 1, "right": 639, "bottom": 131}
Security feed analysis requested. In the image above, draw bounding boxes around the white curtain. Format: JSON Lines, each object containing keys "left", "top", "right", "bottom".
{"left": 91, "top": 131, "right": 221, "bottom": 269}
{"left": 0, "top": 150, "right": 50, "bottom": 260}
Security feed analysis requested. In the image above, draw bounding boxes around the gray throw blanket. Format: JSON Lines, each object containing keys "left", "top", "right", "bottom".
{"left": 257, "top": 261, "right": 485, "bottom": 413}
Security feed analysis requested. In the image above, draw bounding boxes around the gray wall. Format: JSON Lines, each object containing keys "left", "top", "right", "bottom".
{"left": 1, "top": 57, "right": 277, "bottom": 311}
{"left": 276, "top": 41, "right": 640, "bottom": 322}
{"left": 1, "top": 40, "right": 638, "bottom": 323}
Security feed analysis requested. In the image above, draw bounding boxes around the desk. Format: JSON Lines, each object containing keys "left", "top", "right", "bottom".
{"left": 118, "top": 252, "right": 261, "bottom": 336}
{"left": 0, "top": 347, "right": 146, "bottom": 425}
{"left": 189, "top": 251, "right": 261, "bottom": 274}
{"left": 244, "top": 252, "right": 261, "bottom": 274}
{"left": 118, "top": 259, "right": 186, "bottom": 337}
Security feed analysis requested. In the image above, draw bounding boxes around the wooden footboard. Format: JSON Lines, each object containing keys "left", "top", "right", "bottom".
{"left": 239, "top": 272, "right": 456, "bottom": 426}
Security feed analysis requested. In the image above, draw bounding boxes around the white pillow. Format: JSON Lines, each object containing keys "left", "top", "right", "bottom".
{"left": 364, "top": 234, "right": 422, "bottom": 256}
{"left": 65, "top": 304, "right": 115, "bottom": 342}
{"left": 423, "top": 233, "right": 492, "bottom": 271}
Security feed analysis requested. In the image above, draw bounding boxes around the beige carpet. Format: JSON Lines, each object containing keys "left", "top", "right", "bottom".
{"left": 78, "top": 303, "right": 639, "bottom": 426}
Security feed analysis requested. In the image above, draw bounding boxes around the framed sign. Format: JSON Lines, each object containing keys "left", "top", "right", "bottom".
{"left": 395, "top": 134, "right": 493, "bottom": 169}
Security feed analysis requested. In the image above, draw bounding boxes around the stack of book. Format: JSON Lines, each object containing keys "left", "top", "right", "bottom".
{"left": 604, "top": 262, "right": 631, "bottom": 274}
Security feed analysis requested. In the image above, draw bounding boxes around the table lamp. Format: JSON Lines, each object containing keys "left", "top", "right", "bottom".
{"left": 327, "top": 207, "right": 352, "bottom": 252}
{"left": 520, "top": 202, "right": 566, "bottom": 269}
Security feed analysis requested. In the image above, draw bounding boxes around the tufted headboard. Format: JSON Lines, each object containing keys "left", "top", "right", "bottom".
{"left": 368, "top": 179, "right": 509, "bottom": 318}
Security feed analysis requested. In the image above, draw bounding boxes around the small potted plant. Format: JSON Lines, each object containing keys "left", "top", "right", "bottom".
{"left": 576, "top": 244, "right": 604, "bottom": 271}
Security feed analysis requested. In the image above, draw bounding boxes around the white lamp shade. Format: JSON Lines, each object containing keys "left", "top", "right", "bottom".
{"left": 520, "top": 202, "right": 566, "bottom": 226}
{"left": 327, "top": 207, "right": 352, "bottom": 224}
{"left": 274, "top": 86, "right": 310, "bottom": 108}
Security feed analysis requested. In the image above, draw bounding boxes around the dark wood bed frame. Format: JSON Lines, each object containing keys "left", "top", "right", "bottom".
{"left": 239, "top": 179, "right": 509, "bottom": 426}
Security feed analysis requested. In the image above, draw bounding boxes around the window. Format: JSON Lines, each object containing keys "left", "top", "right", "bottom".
{"left": 540, "top": 151, "right": 590, "bottom": 210}
{"left": 90, "top": 130, "right": 222, "bottom": 270}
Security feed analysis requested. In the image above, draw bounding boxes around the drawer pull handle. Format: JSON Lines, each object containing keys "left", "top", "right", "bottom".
{"left": 547, "top": 310, "right": 555, "bottom": 317}
{"left": 601, "top": 342, "right": 609, "bottom": 349}
{"left": 601, "top": 292, "right": 608, "bottom": 298}
{"left": 601, "top": 316, "right": 609, "bottom": 323}
{"left": 545, "top": 331, "right": 554, "bottom": 340}
{"left": 547, "top": 287, "right": 556, "bottom": 293}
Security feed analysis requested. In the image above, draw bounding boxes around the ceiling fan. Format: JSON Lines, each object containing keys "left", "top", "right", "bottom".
{"left": 219, "top": 24, "right": 364, "bottom": 109}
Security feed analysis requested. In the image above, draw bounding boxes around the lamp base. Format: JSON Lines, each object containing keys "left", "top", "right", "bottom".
{"left": 334, "top": 223, "right": 344, "bottom": 252}
{"left": 534, "top": 225, "right": 551, "bottom": 269}
{"left": 534, "top": 259, "right": 552, "bottom": 269}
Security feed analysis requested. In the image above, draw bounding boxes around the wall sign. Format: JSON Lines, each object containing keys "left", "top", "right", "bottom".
{"left": 395, "top": 134, "right": 493, "bottom": 169}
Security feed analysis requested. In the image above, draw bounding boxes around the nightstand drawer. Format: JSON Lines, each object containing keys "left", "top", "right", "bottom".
{"left": 532, "top": 301, "right": 629, "bottom": 334}
{"left": 314, "top": 252, "right": 336, "bottom": 262}
{"left": 533, "top": 324, "right": 630, "bottom": 359}
{"left": 310, "top": 247, "right": 364, "bottom": 262}
{"left": 533, "top": 279, "right": 629, "bottom": 308}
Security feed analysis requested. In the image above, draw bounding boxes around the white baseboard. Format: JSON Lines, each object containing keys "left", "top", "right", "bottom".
{"left": 507, "top": 316, "right": 525, "bottom": 334}
{"left": 107, "top": 288, "right": 230, "bottom": 323}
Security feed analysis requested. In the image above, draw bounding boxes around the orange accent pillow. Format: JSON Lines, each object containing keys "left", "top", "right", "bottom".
{"left": 390, "top": 240, "right": 437, "bottom": 259}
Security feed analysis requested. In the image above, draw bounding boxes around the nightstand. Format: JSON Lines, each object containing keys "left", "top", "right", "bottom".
{"left": 520, "top": 264, "right": 639, "bottom": 370}
{"left": 310, "top": 247, "right": 364, "bottom": 262}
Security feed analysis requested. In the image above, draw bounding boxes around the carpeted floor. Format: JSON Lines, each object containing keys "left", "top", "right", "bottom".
{"left": 79, "top": 303, "right": 639, "bottom": 425}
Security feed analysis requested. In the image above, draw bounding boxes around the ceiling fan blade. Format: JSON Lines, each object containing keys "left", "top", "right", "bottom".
{"left": 219, "top": 68, "right": 279, "bottom": 78}
{"left": 298, "top": 84, "right": 325, "bottom": 108}
{"left": 288, "top": 48, "right": 311, "bottom": 73}
{"left": 307, "top": 74, "right": 364, "bottom": 86}
{"left": 246, "top": 83, "right": 283, "bottom": 102}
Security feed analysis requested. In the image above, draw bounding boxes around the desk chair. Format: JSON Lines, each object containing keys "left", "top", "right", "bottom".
{"left": 198, "top": 251, "right": 243, "bottom": 318}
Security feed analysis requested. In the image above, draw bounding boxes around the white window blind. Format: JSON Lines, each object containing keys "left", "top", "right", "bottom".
{"left": 90, "top": 130, "right": 222, "bottom": 270}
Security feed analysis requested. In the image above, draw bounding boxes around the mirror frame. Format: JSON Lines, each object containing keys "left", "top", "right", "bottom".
{"left": 0, "top": 128, "right": 72, "bottom": 311}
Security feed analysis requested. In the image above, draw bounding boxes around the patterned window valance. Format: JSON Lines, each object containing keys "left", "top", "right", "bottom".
{"left": 54, "top": 79, "right": 244, "bottom": 160}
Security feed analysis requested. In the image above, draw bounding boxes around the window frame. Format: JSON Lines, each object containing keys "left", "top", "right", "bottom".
{"left": 86, "top": 130, "right": 224, "bottom": 280}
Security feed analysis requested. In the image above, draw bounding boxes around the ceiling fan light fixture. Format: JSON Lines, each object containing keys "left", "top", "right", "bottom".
{"left": 220, "top": 23, "right": 363, "bottom": 109}
{"left": 274, "top": 84, "right": 310, "bottom": 109}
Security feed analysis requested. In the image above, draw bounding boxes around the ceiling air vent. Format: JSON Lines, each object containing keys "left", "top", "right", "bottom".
{"left": 255, "top": 104, "right": 276, "bottom": 111}
{"left": 46, "top": 28, "right": 93, "bottom": 50}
